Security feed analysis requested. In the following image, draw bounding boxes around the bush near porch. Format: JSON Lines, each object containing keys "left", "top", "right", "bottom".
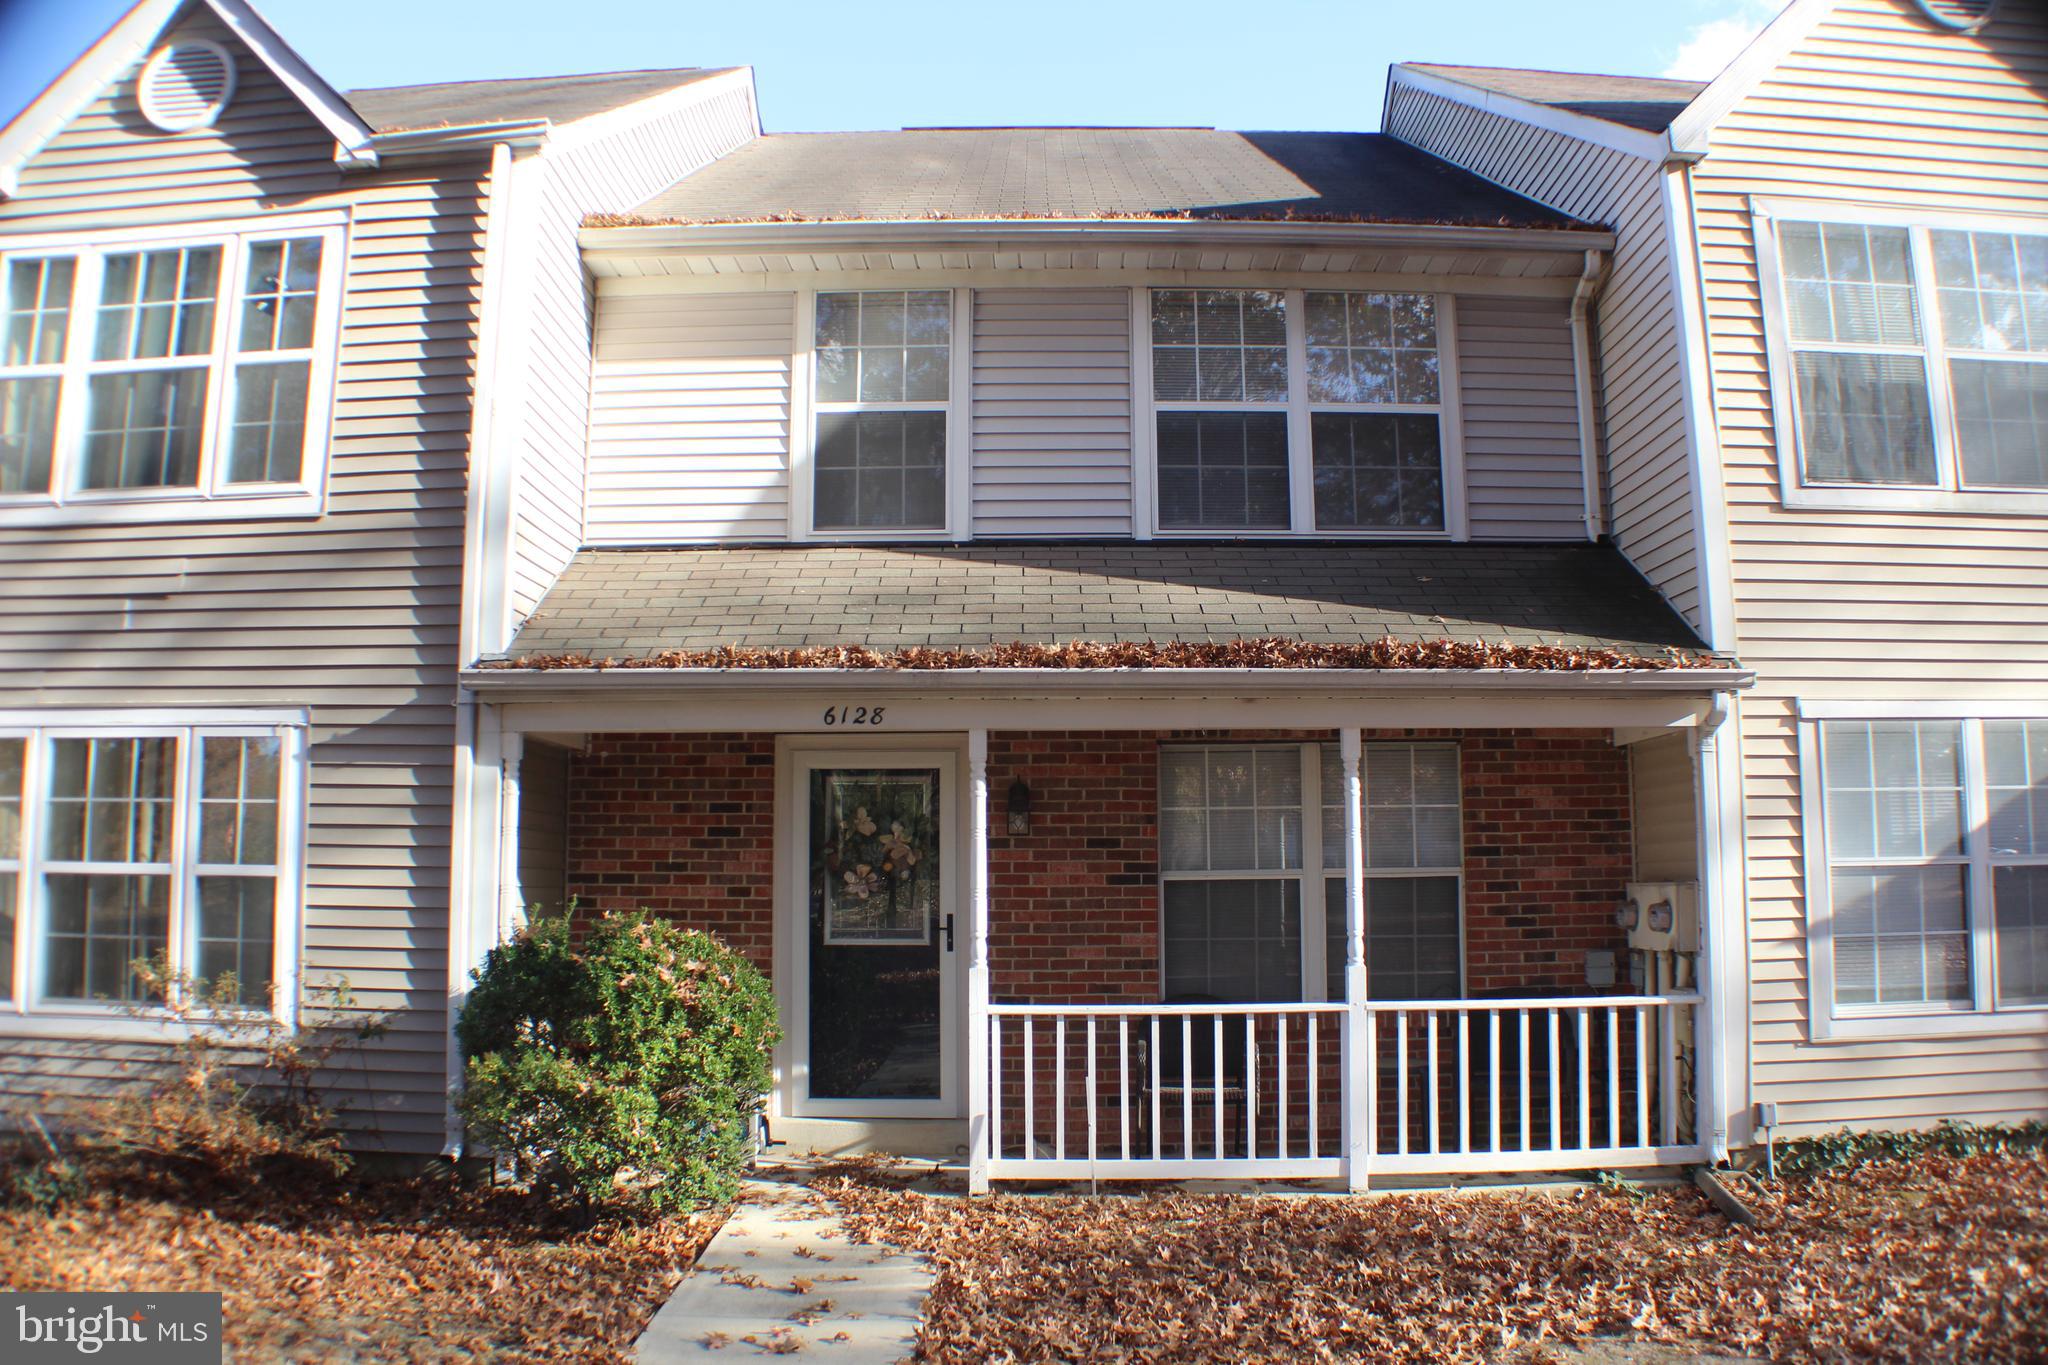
{"left": 457, "top": 912, "right": 777, "bottom": 1213}
{"left": 808, "top": 1142, "right": 2048, "bottom": 1363}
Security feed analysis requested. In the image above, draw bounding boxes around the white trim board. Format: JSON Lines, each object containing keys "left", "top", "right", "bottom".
{"left": 0, "top": 0, "right": 376, "bottom": 199}
{"left": 1383, "top": 64, "right": 1677, "bottom": 163}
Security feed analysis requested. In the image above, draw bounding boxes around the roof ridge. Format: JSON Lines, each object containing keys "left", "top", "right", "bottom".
{"left": 1406, "top": 61, "right": 1704, "bottom": 89}
{"left": 345, "top": 65, "right": 710, "bottom": 95}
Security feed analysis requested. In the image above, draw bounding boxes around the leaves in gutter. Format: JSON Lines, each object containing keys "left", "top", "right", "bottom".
{"left": 481, "top": 637, "right": 1719, "bottom": 673}
{"left": 579, "top": 209, "right": 1600, "bottom": 230}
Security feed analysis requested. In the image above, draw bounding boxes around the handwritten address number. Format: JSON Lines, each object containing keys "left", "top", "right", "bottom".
{"left": 822, "top": 704, "right": 887, "bottom": 727}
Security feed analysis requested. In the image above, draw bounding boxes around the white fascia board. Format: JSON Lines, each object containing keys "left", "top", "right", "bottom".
{"left": 369, "top": 120, "right": 551, "bottom": 158}
{"left": 0, "top": 0, "right": 377, "bottom": 199}
{"left": 1665, "top": 0, "right": 1840, "bottom": 157}
{"left": 1385, "top": 64, "right": 1676, "bottom": 163}
{"left": 206, "top": 0, "right": 377, "bottom": 169}
{"left": 577, "top": 218, "right": 1616, "bottom": 258}
{"left": 462, "top": 666, "right": 1753, "bottom": 697}
{"left": 539, "top": 66, "right": 761, "bottom": 158}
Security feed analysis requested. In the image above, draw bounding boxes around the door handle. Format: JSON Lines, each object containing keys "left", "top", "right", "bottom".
{"left": 941, "top": 913, "right": 956, "bottom": 952}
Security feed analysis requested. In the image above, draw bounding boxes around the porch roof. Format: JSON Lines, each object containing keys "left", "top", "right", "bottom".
{"left": 489, "top": 542, "right": 1714, "bottom": 666}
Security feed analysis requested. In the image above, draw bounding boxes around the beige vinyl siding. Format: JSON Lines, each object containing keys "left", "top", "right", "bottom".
{"left": 1454, "top": 294, "right": 1588, "bottom": 539}
{"left": 1696, "top": 0, "right": 2048, "bottom": 1133}
{"left": 971, "top": 288, "right": 1133, "bottom": 536}
{"left": 1630, "top": 731, "right": 1699, "bottom": 883}
{"left": 1386, "top": 83, "right": 1702, "bottom": 618}
{"left": 0, "top": 10, "right": 482, "bottom": 1152}
{"left": 508, "top": 79, "right": 757, "bottom": 617}
{"left": 584, "top": 289, "right": 793, "bottom": 542}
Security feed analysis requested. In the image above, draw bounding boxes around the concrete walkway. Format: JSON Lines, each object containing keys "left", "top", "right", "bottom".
{"left": 635, "top": 1174, "right": 932, "bottom": 1362}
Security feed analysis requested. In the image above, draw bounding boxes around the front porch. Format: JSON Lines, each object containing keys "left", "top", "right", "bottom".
{"left": 489, "top": 716, "right": 1717, "bottom": 1190}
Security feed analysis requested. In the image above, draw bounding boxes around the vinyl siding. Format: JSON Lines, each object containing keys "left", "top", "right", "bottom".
{"left": 1454, "top": 295, "right": 1588, "bottom": 539}
{"left": 0, "top": 9, "right": 482, "bottom": 1152}
{"left": 507, "top": 78, "right": 757, "bottom": 618}
{"left": 1694, "top": 0, "right": 2048, "bottom": 1133}
{"left": 971, "top": 288, "right": 1132, "bottom": 536}
{"left": 1386, "top": 83, "right": 1702, "bottom": 620}
{"left": 584, "top": 290, "right": 794, "bottom": 542}
{"left": 1630, "top": 731, "right": 1699, "bottom": 883}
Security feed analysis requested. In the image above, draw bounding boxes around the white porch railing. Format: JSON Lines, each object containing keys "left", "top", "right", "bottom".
{"left": 983, "top": 995, "right": 1703, "bottom": 1183}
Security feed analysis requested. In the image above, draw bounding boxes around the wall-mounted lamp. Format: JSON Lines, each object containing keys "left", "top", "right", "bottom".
{"left": 1007, "top": 778, "right": 1033, "bottom": 835}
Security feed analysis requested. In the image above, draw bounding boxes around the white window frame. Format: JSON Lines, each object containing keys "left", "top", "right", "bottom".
{"left": 1797, "top": 699, "right": 2048, "bottom": 1040}
{"left": 1133, "top": 287, "right": 1467, "bottom": 540}
{"left": 1158, "top": 741, "right": 1466, "bottom": 1004}
{"left": 0, "top": 212, "right": 347, "bottom": 526}
{"left": 1754, "top": 197, "right": 2048, "bottom": 514}
{"left": 1318, "top": 740, "right": 1466, "bottom": 1003}
{"left": 789, "top": 286, "right": 971, "bottom": 541}
{"left": 0, "top": 709, "right": 308, "bottom": 1038}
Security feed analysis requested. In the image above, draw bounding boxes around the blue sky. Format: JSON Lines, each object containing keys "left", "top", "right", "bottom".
{"left": 0, "top": 0, "right": 1781, "bottom": 136}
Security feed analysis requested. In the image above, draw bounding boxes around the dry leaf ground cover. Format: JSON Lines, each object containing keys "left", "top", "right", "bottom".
{"left": 810, "top": 1151, "right": 2048, "bottom": 1364}
{"left": 1, "top": 1167, "right": 720, "bottom": 1363}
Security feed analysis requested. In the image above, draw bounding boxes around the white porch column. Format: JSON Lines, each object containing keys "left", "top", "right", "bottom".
{"left": 1339, "top": 727, "right": 1370, "bottom": 1191}
{"left": 498, "top": 729, "right": 525, "bottom": 940}
{"left": 966, "top": 728, "right": 993, "bottom": 1193}
{"left": 1694, "top": 695, "right": 1745, "bottom": 1162}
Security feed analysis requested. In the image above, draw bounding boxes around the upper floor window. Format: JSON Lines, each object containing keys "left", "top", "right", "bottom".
{"left": 0, "top": 217, "right": 344, "bottom": 525}
{"left": 1758, "top": 200, "right": 2048, "bottom": 511}
{"left": 1804, "top": 709, "right": 2048, "bottom": 1039}
{"left": 811, "top": 290, "right": 953, "bottom": 533}
{"left": 1146, "top": 288, "right": 1453, "bottom": 536}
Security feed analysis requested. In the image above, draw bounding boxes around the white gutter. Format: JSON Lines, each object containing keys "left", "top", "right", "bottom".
{"left": 370, "top": 120, "right": 551, "bottom": 158}
{"left": 1569, "top": 248, "right": 1608, "bottom": 541}
{"left": 578, "top": 218, "right": 1617, "bottom": 257}
{"left": 461, "top": 665, "right": 1753, "bottom": 698}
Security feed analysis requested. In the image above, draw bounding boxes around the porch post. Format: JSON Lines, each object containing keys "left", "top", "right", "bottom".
{"left": 1694, "top": 696, "right": 1741, "bottom": 1162}
{"left": 966, "top": 727, "right": 992, "bottom": 1193}
{"left": 1339, "top": 727, "right": 1370, "bottom": 1191}
{"left": 498, "top": 729, "right": 525, "bottom": 940}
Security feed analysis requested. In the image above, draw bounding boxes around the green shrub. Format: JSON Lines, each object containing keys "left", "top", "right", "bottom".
{"left": 1774, "top": 1118, "right": 2048, "bottom": 1178}
{"left": 456, "top": 911, "right": 778, "bottom": 1212}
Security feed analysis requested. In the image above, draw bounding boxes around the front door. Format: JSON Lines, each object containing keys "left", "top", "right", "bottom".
{"left": 789, "top": 749, "right": 959, "bottom": 1117}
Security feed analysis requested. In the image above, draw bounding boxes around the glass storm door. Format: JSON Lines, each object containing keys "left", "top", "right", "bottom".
{"left": 793, "top": 752, "right": 958, "bottom": 1117}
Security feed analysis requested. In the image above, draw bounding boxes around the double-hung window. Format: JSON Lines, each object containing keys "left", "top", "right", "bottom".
{"left": 0, "top": 217, "right": 344, "bottom": 523}
{"left": 0, "top": 718, "right": 304, "bottom": 1026}
{"left": 1757, "top": 200, "right": 2048, "bottom": 509}
{"left": 1157, "top": 742, "right": 1464, "bottom": 1004}
{"left": 1805, "top": 710, "right": 2048, "bottom": 1036}
{"left": 1319, "top": 742, "right": 1463, "bottom": 1001}
{"left": 1146, "top": 288, "right": 1455, "bottom": 535}
{"left": 810, "top": 290, "right": 956, "bottom": 533}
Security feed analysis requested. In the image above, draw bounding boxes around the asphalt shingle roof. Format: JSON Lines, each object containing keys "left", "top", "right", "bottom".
{"left": 1406, "top": 65, "right": 1706, "bottom": 134}
{"left": 495, "top": 543, "right": 1707, "bottom": 662}
{"left": 346, "top": 68, "right": 735, "bottom": 134}
{"left": 625, "top": 129, "right": 1593, "bottom": 229}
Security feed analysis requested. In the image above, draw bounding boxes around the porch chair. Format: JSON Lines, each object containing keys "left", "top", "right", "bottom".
{"left": 1134, "top": 993, "right": 1251, "bottom": 1159}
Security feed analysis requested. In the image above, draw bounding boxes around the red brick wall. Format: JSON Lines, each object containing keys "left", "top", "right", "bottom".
{"left": 565, "top": 734, "right": 777, "bottom": 971}
{"left": 562, "top": 729, "right": 1634, "bottom": 997}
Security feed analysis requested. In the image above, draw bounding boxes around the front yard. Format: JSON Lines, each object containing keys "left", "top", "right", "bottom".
{"left": 1, "top": 1166, "right": 719, "bottom": 1363}
{"left": 811, "top": 1150, "right": 2048, "bottom": 1364}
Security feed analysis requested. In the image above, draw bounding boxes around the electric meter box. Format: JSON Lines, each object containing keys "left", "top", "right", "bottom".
{"left": 1622, "top": 881, "right": 1699, "bottom": 954}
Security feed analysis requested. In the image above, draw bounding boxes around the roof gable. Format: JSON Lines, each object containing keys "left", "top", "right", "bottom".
{"left": 0, "top": 0, "right": 375, "bottom": 199}
{"left": 1403, "top": 65, "right": 1705, "bottom": 134}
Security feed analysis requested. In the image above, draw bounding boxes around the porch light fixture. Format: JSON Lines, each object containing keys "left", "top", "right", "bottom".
{"left": 1007, "top": 779, "right": 1032, "bottom": 835}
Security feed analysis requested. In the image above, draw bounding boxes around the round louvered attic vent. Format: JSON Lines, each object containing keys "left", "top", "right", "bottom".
{"left": 1910, "top": 0, "right": 2001, "bottom": 32}
{"left": 136, "top": 40, "right": 237, "bottom": 132}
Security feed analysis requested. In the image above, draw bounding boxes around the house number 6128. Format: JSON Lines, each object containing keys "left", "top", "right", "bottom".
{"left": 822, "top": 704, "right": 886, "bottom": 726}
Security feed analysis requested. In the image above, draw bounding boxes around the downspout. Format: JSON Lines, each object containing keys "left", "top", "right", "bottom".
{"left": 1569, "top": 248, "right": 1608, "bottom": 541}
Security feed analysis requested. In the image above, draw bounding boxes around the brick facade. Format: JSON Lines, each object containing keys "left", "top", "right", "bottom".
{"left": 563, "top": 728, "right": 1636, "bottom": 999}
